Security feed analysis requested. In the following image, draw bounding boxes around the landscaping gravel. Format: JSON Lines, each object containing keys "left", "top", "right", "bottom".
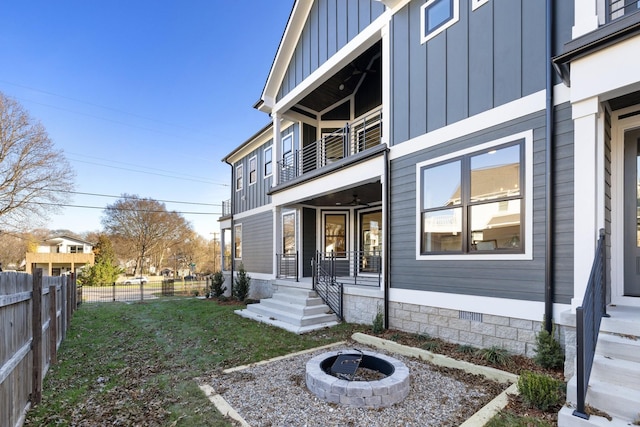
{"left": 204, "top": 343, "right": 504, "bottom": 427}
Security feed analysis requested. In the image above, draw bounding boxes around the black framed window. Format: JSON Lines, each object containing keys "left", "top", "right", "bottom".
{"left": 420, "top": 141, "right": 524, "bottom": 254}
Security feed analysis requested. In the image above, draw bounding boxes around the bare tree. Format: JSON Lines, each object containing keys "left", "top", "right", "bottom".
{"left": 0, "top": 92, "right": 74, "bottom": 230}
{"left": 102, "top": 195, "right": 193, "bottom": 275}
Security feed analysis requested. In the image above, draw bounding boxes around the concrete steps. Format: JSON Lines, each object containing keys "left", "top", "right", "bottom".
{"left": 235, "top": 286, "right": 340, "bottom": 334}
{"left": 560, "top": 313, "right": 640, "bottom": 426}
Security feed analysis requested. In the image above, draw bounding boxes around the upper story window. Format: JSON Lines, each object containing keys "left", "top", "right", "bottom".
{"left": 282, "top": 134, "right": 294, "bottom": 165}
{"left": 419, "top": 140, "right": 525, "bottom": 256}
{"left": 69, "top": 245, "right": 84, "bottom": 254}
{"left": 420, "top": 0, "right": 459, "bottom": 44}
{"left": 236, "top": 164, "right": 243, "bottom": 191}
{"left": 264, "top": 146, "right": 273, "bottom": 177}
{"left": 249, "top": 156, "right": 257, "bottom": 185}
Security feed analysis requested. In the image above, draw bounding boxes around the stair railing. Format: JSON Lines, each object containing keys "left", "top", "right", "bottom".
{"left": 312, "top": 251, "right": 343, "bottom": 320}
{"left": 573, "top": 228, "right": 609, "bottom": 420}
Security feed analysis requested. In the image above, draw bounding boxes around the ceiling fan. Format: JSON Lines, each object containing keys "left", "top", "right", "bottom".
{"left": 337, "top": 194, "right": 369, "bottom": 207}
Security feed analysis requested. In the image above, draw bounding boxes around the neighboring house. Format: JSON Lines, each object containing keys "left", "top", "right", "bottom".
{"left": 25, "top": 235, "right": 95, "bottom": 276}
{"left": 220, "top": 1, "right": 640, "bottom": 424}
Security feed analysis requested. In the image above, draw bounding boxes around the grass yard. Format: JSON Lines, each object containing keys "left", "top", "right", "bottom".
{"left": 25, "top": 298, "right": 367, "bottom": 426}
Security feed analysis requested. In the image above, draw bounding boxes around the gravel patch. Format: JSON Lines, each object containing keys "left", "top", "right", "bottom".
{"left": 204, "top": 343, "right": 504, "bottom": 427}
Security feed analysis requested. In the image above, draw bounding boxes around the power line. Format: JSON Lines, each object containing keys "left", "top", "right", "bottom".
{"left": 58, "top": 190, "right": 222, "bottom": 207}
{"left": 27, "top": 201, "right": 221, "bottom": 216}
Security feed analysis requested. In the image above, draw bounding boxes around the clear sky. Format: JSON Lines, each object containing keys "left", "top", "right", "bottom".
{"left": 0, "top": 1, "right": 293, "bottom": 239}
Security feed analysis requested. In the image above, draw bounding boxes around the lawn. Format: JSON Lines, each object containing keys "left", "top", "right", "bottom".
{"left": 25, "top": 298, "right": 367, "bottom": 426}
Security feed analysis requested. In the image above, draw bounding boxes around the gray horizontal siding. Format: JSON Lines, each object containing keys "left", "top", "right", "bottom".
{"left": 277, "top": 0, "right": 385, "bottom": 101}
{"left": 389, "top": 103, "right": 574, "bottom": 304}
{"left": 233, "top": 139, "right": 274, "bottom": 214}
{"left": 236, "top": 211, "right": 273, "bottom": 275}
{"left": 390, "top": 0, "right": 573, "bottom": 146}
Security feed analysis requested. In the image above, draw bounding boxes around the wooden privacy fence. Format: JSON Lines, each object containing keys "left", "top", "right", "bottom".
{"left": 0, "top": 269, "right": 79, "bottom": 427}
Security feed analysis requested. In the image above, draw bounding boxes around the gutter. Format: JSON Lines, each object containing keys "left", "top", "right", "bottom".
{"left": 545, "top": 0, "right": 555, "bottom": 334}
{"left": 224, "top": 159, "right": 235, "bottom": 285}
{"left": 384, "top": 148, "right": 390, "bottom": 330}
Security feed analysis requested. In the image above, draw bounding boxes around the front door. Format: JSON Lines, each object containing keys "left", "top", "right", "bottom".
{"left": 623, "top": 129, "right": 640, "bottom": 296}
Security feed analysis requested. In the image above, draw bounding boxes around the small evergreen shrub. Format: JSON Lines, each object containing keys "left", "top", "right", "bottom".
{"left": 534, "top": 324, "right": 565, "bottom": 370}
{"left": 421, "top": 341, "right": 440, "bottom": 352}
{"left": 518, "top": 371, "right": 565, "bottom": 411}
{"left": 477, "top": 346, "right": 511, "bottom": 367}
{"left": 232, "top": 264, "right": 251, "bottom": 301}
{"left": 209, "top": 271, "right": 227, "bottom": 298}
{"left": 456, "top": 344, "right": 476, "bottom": 354}
{"left": 371, "top": 305, "right": 384, "bottom": 334}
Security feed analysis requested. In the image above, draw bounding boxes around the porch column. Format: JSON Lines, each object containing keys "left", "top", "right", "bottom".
{"left": 572, "top": 0, "right": 598, "bottom": 38}
{"left": 272, "top": 112, "right": 282, "bottom": 186}
{"left": 572, "top": 96, "right": 602, "bottom": 309}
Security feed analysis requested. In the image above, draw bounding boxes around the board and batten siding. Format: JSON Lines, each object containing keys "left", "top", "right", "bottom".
{"left": 235, "top": 211, "right": 273, "bottom": 275}
{"left": 277, "top": 0, "right": 385, "bottom": 101}
{"left": 389, "top": 103, "right": 574, "bottom": 304}
{"left": 390, "top": 0, "right": 573, "bottom": 146}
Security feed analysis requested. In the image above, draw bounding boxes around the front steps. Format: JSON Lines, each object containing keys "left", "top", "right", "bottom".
{"left": 235, "top": 286, "right": 340, "bottom": 334}
{"left": 559, "top": 307, "right": 640, "bottom": 426}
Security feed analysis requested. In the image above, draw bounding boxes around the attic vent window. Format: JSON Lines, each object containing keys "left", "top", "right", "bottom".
{"left": 420, "top": 0, "right": 459, "bottom": 44}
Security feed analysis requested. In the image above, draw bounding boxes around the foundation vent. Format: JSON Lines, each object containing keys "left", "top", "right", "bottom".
{"left": 459, "top": 311, "right": 483, "bottom": 322}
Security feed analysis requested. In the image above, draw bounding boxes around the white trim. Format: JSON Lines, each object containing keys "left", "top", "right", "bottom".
{"left": 281, "top": 210, "right": 297, "bottom": 256}
{"left": 389, "top": 87, "right": 567, "bottom": 161}
{"left": 248, "top": 155, "right": 257, "bottom": 186}
{"left": 263, "top": 145, "right": 273, "bottom": 178}
{"left": 232, "top": 203, "right": 273, "bottom": 220}
{"left": 420, "top": 0, "right": 459, "bottom": 44}
{"left": 471, "top": 0, "right": 489, "bottom": 11}
{"left": 415, "top": 130, "right": 534, "bottom": 261}
{"left": 390, "top": 288, "right": 571, "bottom": 322}
{"left": 235, "top": 164, "right": 244, "bottom": 192}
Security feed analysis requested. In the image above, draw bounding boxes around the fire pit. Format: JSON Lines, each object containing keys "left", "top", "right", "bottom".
{"left": 305, "top": 349, "right": 410, "bottom": 408}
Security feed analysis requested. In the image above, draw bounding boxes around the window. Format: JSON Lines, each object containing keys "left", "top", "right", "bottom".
{"left": 249, "top": 156, "right": 257, "bottom": 185}
{"left": 420, "top": 0, "right": 459, "bottom": 44}
{"left": 234, "top": 224, "right": 242, "bottom": 259}
{"left": 69, "top": 245, "right": 84, "bottom": 254}
{"left": 235, "top": 164, "right": 243, "bottom": 191}
{"left": 471, "top": 0, "right": 488, "bottom": 10}
{"left": 282, "top": 212, "right": 296, "bottom": 256}
{"left": 419, "top": 141, "right": 523, "bottom": 255}
{"left": 264, "top": 146, "right": 272, "bottom": 177}
{"left": 325, "top": 214, "right": 347, "bottom": 256}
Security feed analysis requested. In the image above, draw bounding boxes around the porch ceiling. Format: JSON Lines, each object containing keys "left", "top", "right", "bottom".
{"left": 295, "top": 41, "right": 381, "bottom": 113}
{"left": 298, "top": 182, "right": 382, "bottom": 207}
{"left": 609, "top": 90, "right": 640, "bottom": 111}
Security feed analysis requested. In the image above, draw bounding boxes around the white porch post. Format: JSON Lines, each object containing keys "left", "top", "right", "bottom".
{"left": 572, "top": 96, "right": 602, "bottom": 309}
{"left": 273, "top": 206, "right": 281, "bottom": 279}
{"left": 272, "top": 112, "right": 282, "bottom": 186}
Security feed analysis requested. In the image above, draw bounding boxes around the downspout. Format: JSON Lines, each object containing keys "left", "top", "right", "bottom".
{"left": 383, "top": 148, "right": 390, "bottom": 330}
{"left": 225, "top": 160, "right": 235, "bottom": 288}
{"left": 544, "top": 0, "right": 555, "bottom": 333}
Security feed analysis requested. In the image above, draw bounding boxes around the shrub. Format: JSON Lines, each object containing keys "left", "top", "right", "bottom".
{"left": 371, "top": 305, "right": 384, "bottom": 334}
{"left": 534, "top": 324, "right": 565, "bottom": 370}
{"left": 456, "top": 344, "right": 476, "bottom": 354}
{"left": 477, "top": 346, "right": 511, "bottom": 367}
{"left": 518, "top": 371, "right": 565, "bottom": 411}
{"left": 232, "top": 264, "right": 251, "bottom": 301}
{"left": 421, "top": 341, "right": 440, "bottom": 352}
{"left": 209, "top": 271, "right": 226, "bottom": 298}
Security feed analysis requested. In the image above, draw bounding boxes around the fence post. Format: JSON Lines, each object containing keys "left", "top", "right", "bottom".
{"left": 66, "top": 277, "right": 72, "bottom": 332}
{"left": 112, "top": 282, "right": 116, "bottom": 302}
{"left": 140, "top": 282, "right": 144, "bottom": 302}
{"left": 70, "top": 272, "right": 76, "bottom": 313}
{"left": 49, "top": 284, "right": 58, "bottom": 365}
{"left": 32, "top": 268, "right": 43, "bottom": 405}
{"left": 61, "top": 279, "right": 67, "bottom": 340}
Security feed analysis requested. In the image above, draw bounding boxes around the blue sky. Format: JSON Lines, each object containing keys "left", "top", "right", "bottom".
{"left": 0, "top": 1, "right": 293, "bottom": 238}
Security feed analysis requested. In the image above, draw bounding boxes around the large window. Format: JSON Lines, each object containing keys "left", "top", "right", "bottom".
{"left": 264, "top": 146, "right": 272, "bottom": 177}
{"left": 234, "top": 224, "right": 242, "bottom": 259}
{"left": 420, "top": 141, "right": 523, "bottom": 255}
{"left": 282, "top": 212, "right": 296, "bottom": 256}
{"left": 420, "top": 0, "right": 459, "bottom": 44}
{"left": 324, "top": 214, "right": 346, "bottom": 256}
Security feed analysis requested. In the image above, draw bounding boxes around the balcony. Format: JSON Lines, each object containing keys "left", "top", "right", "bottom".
{"left": 276, "top": 110, "right": 382, "bottom": 185}
{"left": 606, "top": 0, "right": 640, "bottom": 23}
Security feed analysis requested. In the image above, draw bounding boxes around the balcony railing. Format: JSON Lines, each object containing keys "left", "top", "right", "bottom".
{"left": 221, "top": 199, "right": 231, "bottom": 217}
{"left": 277, "top": 109, "right": 382, "bottom": 184}
{"left": 606, "top": 0, "right": 640, "bottom": 23}
{"left": 313, "top": 250, "right": 382, "bottom": 288}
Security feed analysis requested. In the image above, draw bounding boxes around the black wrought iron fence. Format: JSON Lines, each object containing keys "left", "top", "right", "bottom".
{"left": 573, "top": 229, "right": 609, "bottom": 420}
{"left": 313, "top": 252, "right": 343, "bottom": 320}
{"left": 314, "top": 250, "right": 382, "bottom": 287}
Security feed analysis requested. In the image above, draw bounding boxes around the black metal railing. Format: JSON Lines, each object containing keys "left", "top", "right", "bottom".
{"left": 314, "top": 250, "right": 382, "bottom": 287}
{"left": 276, "top": 252, "right": 299, "bottom": 281}
{"left": 221, "top": 199, "right": 231, "bottom": 217}
{"left": 277, "top": 109, "right": 382, "bottom": 184}
{"left": 313, "top": 252, "right": 343, "bottom": 320}
{"left": 605, "top": 0, "right": 640, "bottom": 23}
{"left": 573, "top": 229, "right": 609, "bottom": 420}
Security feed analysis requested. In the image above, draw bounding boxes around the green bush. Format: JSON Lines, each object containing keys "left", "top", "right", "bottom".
{"left": 371, "top": 305, "right": 384, "bottom": 334}
{"left": 534, "top": 324, "right": 565, "bottom": 370}
{"left": 209, "top": 271, "right": 226, "bottom": 298}
{"left": 518, "top": 371, "right": 565, "bottom": 411}
{"left": 232, "top": 264, "right": 251, "bottom": 301}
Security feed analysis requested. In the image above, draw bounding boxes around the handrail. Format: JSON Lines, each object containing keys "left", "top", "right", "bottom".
{"left": 573, "top": 229, "right": 609, "bottom": 420}
{"left": 313, "top": 251, "right": 343, "bottom": 320}
{"left": 276, "top": 252, "right": 298, "bottom": 281}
